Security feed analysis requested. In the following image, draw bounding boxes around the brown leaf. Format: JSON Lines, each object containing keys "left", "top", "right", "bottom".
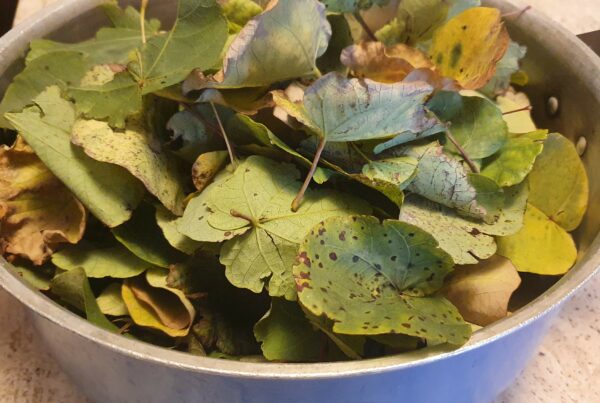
{"left": 444, "top": 255, "right": 521, "bottom": 326}
{"left": 191, "top": 151, "right": 229, "bottom": 192}
{"left": 0, "top": 138, "right": 86, "bottom": 265}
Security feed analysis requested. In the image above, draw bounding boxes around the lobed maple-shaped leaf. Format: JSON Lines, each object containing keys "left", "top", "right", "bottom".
{"left": 443, "top": 255, "right": 521, "bottom": 326}
{"left": 294, "top": 216, "right": 471, "bottom": 345}
{"left": 0, "top": 137, "right": 86, "bottom": 265}
{"left": 123, "top": 267, "right": 196, "bottom": 337}
{"left": 177, "top": 156, "right": 370, "bottom": 300}
{"left": 5, "top": 87, "right": 145, "bottom": 228}
{"left": 429, "top": 7, "right": 509, "bottom": 90}
{"left": 52, "top": 241, "right": 149, "bottom": 279}
{"left": 195, "top": 0, "right": 331, "bottom": 89}
{"left": 71, "top": 118, "right": 186, "bottom": 215}
{"left": 481, "top": 130, "right": 548, "bottom": 187}
{"left": 51, "top": 268, "right": 119, "bottom": 332}
{"left": 400, "top": 181, "right": 527, "bottom": 265}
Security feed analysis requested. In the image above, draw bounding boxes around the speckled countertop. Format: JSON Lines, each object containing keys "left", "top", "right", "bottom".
{"left": 1, "top": 1, "right": 599, "bottom": 402}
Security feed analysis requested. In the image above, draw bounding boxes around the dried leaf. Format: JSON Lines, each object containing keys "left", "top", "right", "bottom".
{"left": 429, "top": 7, "right": 509, "bottom": 89}
{"left": 123, "top": 268, "right": 195, "bottom": 337}
{"left": 294, "top": 216, "right": 471, "bottom": 345}
{"left": 5, "top": 87, "right": 145, "bottom": 227}
{"left": 527, "top": 133, "right": 588, "bottom": 231}
{"left": 497, "top": 204, "right": 577, "bottom": 275}
{"left": 0, "top": 138, "right": 86, "bottom": 264}
{"left": 444, "top": 255, "right": 521, "bottom": 326}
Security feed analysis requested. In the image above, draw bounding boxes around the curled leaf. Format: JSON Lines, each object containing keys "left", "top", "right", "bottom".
{"left": 429, "top": 7, "right": 509, "bottom": 89}
{"left": 192, "top": 151, "right": 229, "bottom": 192}
{"left": 444, "top": 255, "right": 521, "bottom": 326}
{"left": 0, "top": 138, "right": 86, "bottom": 265}
{"left": 294, "top": 216, "right": 471, "bottom": 345}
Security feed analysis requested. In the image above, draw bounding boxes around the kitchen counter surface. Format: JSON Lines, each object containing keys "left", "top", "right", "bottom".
{"left": 1, "top": 0, "right": 599, "bottom": 402}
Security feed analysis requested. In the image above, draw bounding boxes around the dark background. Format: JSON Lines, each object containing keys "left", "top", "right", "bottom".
{"left": 1, "top": 0, "right": 18, "bottom": 35}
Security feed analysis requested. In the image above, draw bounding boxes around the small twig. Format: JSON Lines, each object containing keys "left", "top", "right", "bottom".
{"left": 292, "top": 137, "right": 327, "bottom": 212}
{"left": 118, "top": 321, "right": 133, "bottom": 335}
{"left": 183, "top": 104, "right": 221, "bottom": 137}
{"left": 353, "top": 12, "right": 377, "bottom": 41}
{"left": 351, "top": 142, "right": 372, "bottom": 163}
{"left": 230, "top": 209, "right": 255, "bottom": 224}
{"left": 140, "top": 0, "right": 149, "bottom": 44}
{"left": 210, "top": 102, "right": 239, "bottom": 169}
{"left": 502, "top": 5, "right": 531, "bottom": 20}
{"left": 502, "top": 105, "right": 532, "bottom": 115}
{"left": 445, "top": 128, "right": 480, "bottom": 173}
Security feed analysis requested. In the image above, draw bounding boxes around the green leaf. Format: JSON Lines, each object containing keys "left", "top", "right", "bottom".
{"left": 52, "top": 241, "right": 150, "bottom": 279}
{"left": 155, "top": 204, "right": 202, "bottom": 255}
{"left": 178, "top": 156, "right": 370, "bottom": 300}
{"left": 254, "top": 299, "right": 348, "bottom": 362}
{"left": 361, "top": 157, "right": 418, "bottom": 190}
{"left": 204, "top": 0, "right": 331, "bottom": 88}
{"left": 303, "top": 72, "right": 436, "bottom": 142}
{"left": 71, "top": 118, "right": 186, "bottom": 215}
{"left": 51, "top": 268, "right": 119, "bottom": 332}
{"left": 428, "top": 91, "right": 508, "bottom": 159}
{"left": 321, "top": 0, "right": 390, "bottom": 13}
{"left": 481, "top": 41, "right": 527, "bottom": 97}
{"left": 5, "top": 87, "right": 145, "bottom": 228}
{"left": 97, "top": 283, "right": 129, "bottom": 316}
{"left": 8, "top": 261, "right": 53, "bottom": 291}
{"left": 497, "top": 204, "right": 577, "bottom": 275}
{"left": 294, "top": 216, "right": 471, "bottom": 345}
{"left": 527, "top": 133, "right": 588, "bottom": 231}
{"left": 481, "top": 130, "right": 548, "bottom": 187}
{"left": 0, "top": 52, "right": 88, "bottom": 128}
{"left": 221, "top": 0, "right": 263, "bottom": 33}
{"left": 123, "top": 267, "right": 196, "bottom": 337}
{"left": 443, "top": 255, "right": 521, "bottom": 326}
{"left": 317, "top": 14, "right": 354, "bottom": 74}
{"left": 112, "top": 204, "right": 187, "bottom": 268}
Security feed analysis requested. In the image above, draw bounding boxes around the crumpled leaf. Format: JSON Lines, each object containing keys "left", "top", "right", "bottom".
{"left": 527, "top": 133, "right": 588, "bottom": 232}
{"left": 97, "top": 283, "right": 129, "bottom": 316}
{"left": 71, "top": 118, "right": 186, "bottom": 215}
{"left": 317, "top": 14, "right": 354, "bottom": 74}
{"left": 192, "top": 151, "right": 229, "bottom": 192}
{"left": 403, "top": 142, "right": 501, "bottom": 221}
{"left": 443, "top": 255, "right": 521, "bottom": 326}
{"left": 254, "top": 298, "right": 350, "bottom": 362}
{"left": 155, "top": 205, "right": 202, "bottom": 255}
{"left": 219, "top": 0, "right": 263, "bottom": 33}
{"left": 123, "top": 267, "right": 196, "bottom": 337}
{"left": 481, "top": 130, "right": 548, "bottom": 187}
{"left": 112, "top": 204, "right": 187, "bottom": 268}
{"left": 497, "top": 204, "right": 577, "bottom": 275}
{"left": 321, "top": 0, "right": 390, "bottom": 13}
{"left": 341, "top": 41, "right": 433, "bottom": 83}
{"left": 497, "top": 90, "right": 536, "bottom": 133}
{"left": 0, "top": 137, "right": 86, "bottom": 264}
{"left": 178, "top": 156, "right": 370, "bottom": 300}
{"left": 294, "top": 216, "right": 471, "bottom": 345}
{"left": 51, "top": 268, "right": 119, "bottom": 332}
{"left": 427, "top": 91, "right": 508, "bottom": 159}
{"left": 8, "top": 261, "right": 54, "bottom": 291}
{"left": 5, "top": 87, "right": 145, "bottom": 228}
{"left": 481, "top": 41, "right": 527, "bottom": 97}
{"left": 196, "top": 0, "right": 331, "bottom": 89}
{"left": 429, "top": 7, "right": 509, "bottom": 89}
{"left": 400, "top": 182, "right": 528, "bottom": 264}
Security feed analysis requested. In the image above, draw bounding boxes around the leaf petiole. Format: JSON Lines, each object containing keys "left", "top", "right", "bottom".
{"left": 445, "top": 128, "right": 480, "bottom": 173}
{"left": 353, "top": 12, "right": 377, "bottom": 42}
{"left": 230, "top": 209, "right": 255, "bottom": 225}
{"left": 140, "top": 0, "right": 149, "bottom": 44}
{"left": 292, "top": 136, "right": 327, "bottom": 212}
{"left": 351, "top": 142, "right": 372, "bottom": 163}
{"left": 210, "top": 102, "right": 239, "bottom": 169}
{"left": 502, "top": 105, "right": 532, "bottom": 115}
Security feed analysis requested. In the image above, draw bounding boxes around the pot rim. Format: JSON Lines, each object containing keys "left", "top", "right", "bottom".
{"left": 1, "top": 0, "right": 600, "bottom": 380}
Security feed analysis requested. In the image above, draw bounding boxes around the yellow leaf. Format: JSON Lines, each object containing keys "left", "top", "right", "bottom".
{"left": 497, "top": 204, "right": 577, "bottom": 276}
{"left": 191, "top": 151, "right": 229, "bottom": 192}
{"left": 444, "top": 255, "right": 521, "bottom": 326}
{"left": 0, "top": 138, "right": 86, "bottom": 265}
{"left": 122, "top": 267, "right": 195, "bottom": 337}
{"left": 429, "top": 7, "right": 509, "bottom": 90}
{"left": 496, "top": 90, "right": 536, "bottom": 133}
{"left": 527, "top": 133, "right": 589, "bottom": 231}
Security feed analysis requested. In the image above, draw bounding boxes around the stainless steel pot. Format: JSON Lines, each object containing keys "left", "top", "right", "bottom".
{"left": 1, "top": 1, "right": 599, "bottom": 402}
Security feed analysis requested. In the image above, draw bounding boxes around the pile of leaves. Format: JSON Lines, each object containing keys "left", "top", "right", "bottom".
{"left": 0, "top": 0, "right": 589, "bottom": 362}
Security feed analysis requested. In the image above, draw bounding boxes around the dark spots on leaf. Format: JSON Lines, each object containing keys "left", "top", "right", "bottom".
{"left": 339, "top": 231, "right": 346, "bottom": 241}
{"left": 245, "top": 168, "right": 251, "bottom": 172}
{"left": 470, "top": 228, "right": 481, "bottom": 236}
{"left": 408, "top": 233, "right": 415, "bottom": 237}
{"left": 312, "top": 304, "right": 318, "bottom": 309}
{"left": 320, "top": 240, "right": 325, "bottom": 245}
{"left": 318, "top": 262, "right": 323, "bottom": 268}
{"left": 224, "top": 231, "right": 232, "bottom": 237}
{"left": 298, "top": 251, "right": 311, "bottom": 268}
{"left": 315, "top": 254, "right": 320, "bottom": 260}
{"left": 364, "top": 321, "right": 370, "bottom": 325}
{"left": 320, "top": 287, "right": 328, "bottom": 293}
{"left": 427, "top": 273, "right": 435, "bottom": 282}
{"left": 383, "top": 233, "right": 388, "bottom": 237}
{"left": 401, "top": 323, "right": 411, "bottom": 329}
{"left": 384, "top": 316, "right": 391, "bottom": 320}
{"left": 374, "top": 263, "right": 382, "bottom": 271}
{"left": 298, "top": 271, "right": 311, "bottom": 280}
{"left": 318, "top": 227, "right": 326, "bottom": 236}
{"left": 388, "top": 240, "right": 392, "bottom": 244}
{"left": 352, "top": 216, "right": 357, "bottom": 222}
{"left": 462, "top": 25, "right": 468, "bottom": 30}
{"left": 352, "top": 255, "right": 359, "bottom": 263}
{"left": 450, "top": 43, "right": 462, "bottom": 68}
{"left": 353, "top": 236, "right": 358, "bottom": 240}
{"left": 329, "top": 252, "right": 337, "bottom": 261}
{"left": 362, "top": 326, "right": 368, "bottom": 330}
{"left": 295, "top": 281, "right": 311, "bottom": 292}
{"left": 391, "top": 256, "right": 397, "bottom": 262}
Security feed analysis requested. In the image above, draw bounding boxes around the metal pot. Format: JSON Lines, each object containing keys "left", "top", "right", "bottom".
{"left": 1, "top": 1, "right": 599, "bottom": 402}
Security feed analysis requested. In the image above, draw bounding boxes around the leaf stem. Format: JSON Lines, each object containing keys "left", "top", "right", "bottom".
{"left": 230, "top": 209, "right": 255, "bottom": 224}
{"left": 210, "top": 102, "right": 239, "bottom": 169}
{"left": 445, "top": 128, "right": 480, "bottom": 173}
{"left": 351, "top": 142, "right": 372, "bottom": 163}
{"left": 502, "top": 105, "right": 532, "bottom": 115}
{"left": 502, "top": 5, "right": 531, "bottom": 20}
{"left": 292, "top": 137, "right": 327, "bottom": 212}
{"left": 140, "top": 0, "right": 149, "bottom": 44}
{"left": 353, "top": 11, "right": 377, "bottom": 42}
{"left": 313, "top": 67, "right": 323, "bottom": 79}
